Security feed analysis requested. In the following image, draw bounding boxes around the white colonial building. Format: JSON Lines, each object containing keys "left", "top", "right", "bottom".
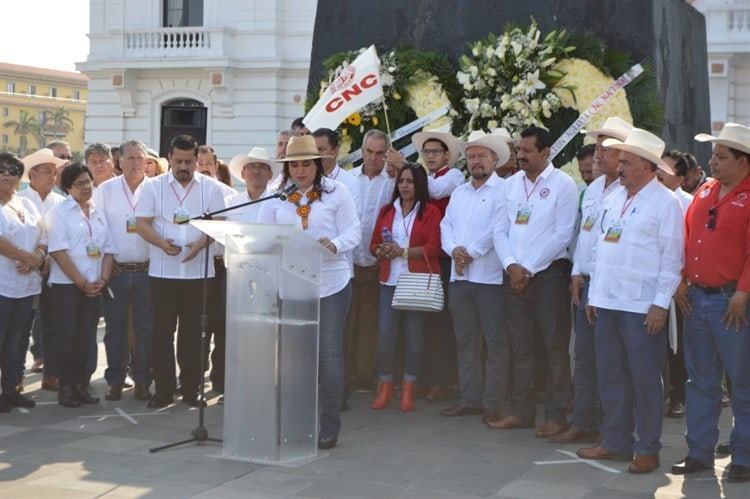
{"left": 79, "top": 0, "right": 317, "bottom": 159}
{"left": 691, "top": 0, "right": 750, "bottom": 130}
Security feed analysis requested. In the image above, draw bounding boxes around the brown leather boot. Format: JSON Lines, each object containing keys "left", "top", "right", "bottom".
{"left": 41, "top": 375, "right": 59, "bottom": 391}
{"left": 628, "top": 453, "right": 660, "bottom": 473}
{"left": 371, "top": 381, "right": 394, "bottom": 410}
{"left": 400, "top": 381, "right": 415, "bottom": 412}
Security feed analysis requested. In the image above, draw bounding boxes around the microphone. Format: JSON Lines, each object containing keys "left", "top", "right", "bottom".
{"left": 278, "top": 182, "right": 299, "bottom": 201}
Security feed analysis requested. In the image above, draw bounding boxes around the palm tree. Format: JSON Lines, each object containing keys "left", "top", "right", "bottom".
{"left": 43, "top": 107, "right": 75, "bottom": 139}
{"left": 3, "top": 110, "right": 42, "bottom": 155}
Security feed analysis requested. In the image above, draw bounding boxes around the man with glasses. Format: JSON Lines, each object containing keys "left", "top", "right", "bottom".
{"left": 671, "top": 123, "right": 750, "bottom": 483}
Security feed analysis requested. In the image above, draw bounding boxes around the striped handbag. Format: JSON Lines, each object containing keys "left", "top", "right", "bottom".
{"left": 391, "top": 251, "right": 444, "bottom": 312}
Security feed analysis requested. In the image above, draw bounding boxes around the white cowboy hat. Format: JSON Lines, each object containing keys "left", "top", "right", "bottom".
{"left": 602, "top": 128, "right": 674, "bottom": 175}
{"left": 21, "top": 148, "right": 67, "bottom": 183}
{"left": 277, "top": 135, "right": 332, "bottom": 162}
{"left": 411, "top": 131, "right": 461, "bottom": 167}
{"left": 228, "top": 147, "right": 279, "bottom": 180}
{"left": 460, "top": 130, "right": 511, "bottom": 168}
{"left": 490, "top": 127, "right": 516, "bottom": 144}
{"left": 583, "top": 116, "right": 634, "bottom": 141}
{"left": 695, "top": 122, "right": 750, "bottom": 155}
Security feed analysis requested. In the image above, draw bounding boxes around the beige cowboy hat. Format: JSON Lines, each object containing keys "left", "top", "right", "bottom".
{"left": 277, "top": 135, "right": 332, "bottom": 162}
{"left": 490, "top": 127, "right": 516, "bottom": 144}
{"left": 695, "top": 122, "right": 750, "bottom": 155}
{"left": 228, "top": 147, "right": 279, "bottom": 180}
{"left": 583, "top": 116, "right": 634, "bottom": 141}
{"left": 460, "top": 130, "right": 511, "bottom": 167}
{"left": 411, "top": 131, "right": 461, "bottom": 167}
{"left": 602, "top": 128, "right": 674, "bottom": 175}
{"left": 21, "top": 148, "right": 67, "bottom": 183}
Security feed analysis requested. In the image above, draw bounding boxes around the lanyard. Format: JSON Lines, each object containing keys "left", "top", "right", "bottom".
{"left": 523, "top": 176, "right": 540, "bottom": 202}
{"left": 620, "top": 193, "right": 637, "bottom": 217}
{"left": 121, "top": 177, "right": 139, "bottom": 212}
{"left": 169, "top": 179, "right": 195, "bottom": 206}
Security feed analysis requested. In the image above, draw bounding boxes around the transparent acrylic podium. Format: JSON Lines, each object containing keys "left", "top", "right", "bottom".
{"left": 191, "top": 220, "right": 329, "bottom": 467}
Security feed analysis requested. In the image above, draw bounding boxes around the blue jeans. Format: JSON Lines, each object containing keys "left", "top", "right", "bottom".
{"left": 448, "top": 281, "right": 508, "bottom": 409}
{"left": 50, "top": 285, "right": 102, "bottom": 387}
{"left": 377, "top": 285, "right": 425, "bottom": 383}
{"left": 684, "top": 287, "right": 750, "bottom": 467}
{"left": 1, "top": 295, "right": 34, "bottom": 394}
{"left": 572, "top": 278, "right": 599, "bottom": 431}
{"left": 319, "top": 282, "right": 352, "bottom": 440}
{"left": 595, "top": 308, "right": 667, "bottom": 456}
{"left": 102, "top": 269, "right": 153, "bottom": 385}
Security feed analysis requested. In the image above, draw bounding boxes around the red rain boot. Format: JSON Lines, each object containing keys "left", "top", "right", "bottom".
{"left": 371, "top": 381, "right": 394, "bottom": 410}
{"left": 401, "top": 381, "right": 415, "bottom": 412}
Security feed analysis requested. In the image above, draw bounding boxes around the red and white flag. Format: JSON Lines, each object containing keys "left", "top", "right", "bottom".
{"left": 303, "top": 45, "right": 384, "bottom": 132}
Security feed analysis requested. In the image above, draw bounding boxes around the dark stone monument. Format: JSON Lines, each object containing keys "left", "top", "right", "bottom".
{"left": 309, "top": 0, "right": 711, "bottom": 163}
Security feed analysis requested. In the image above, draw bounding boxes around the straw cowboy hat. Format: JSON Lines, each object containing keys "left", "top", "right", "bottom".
{"left": 21, "top": 148, "right": 67, "bottom": 183}
{"left": 460, "top": 130, "right": 511, "bottom": 168}
{"left": 490, "top": 127, "right": 516, "bottom": 144}
{"left": 602, "top": 128, "right": 674, "bottom": 175}
{"left": 583, "top": 116, "right": 634, "bottom": 141}
{"left": 277, "top": 135, "right": 332, "bottom": 162}
{"left": 228, "top": 147, "right": 279, "bottom": 180}
{"left": 411, "top": 131, "right": 461, "bottom": 167}
{"left": 695, "top": 122, "right": 750, "bottom": 155}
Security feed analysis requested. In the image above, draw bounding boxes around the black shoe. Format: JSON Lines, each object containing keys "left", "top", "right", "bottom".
{"left": 58, "top": 386, "right": 81, "bottom": 408}
{"left": 671, "top": 457, "right": 712, "bottom": 475}
{"left": 667, "top": 401, "right": 685, "bottom": 418}
{"left": 147, "top": 394, "right": 173, "bottom": 409}
{"left": 74, "top": 383, "right": 100, "bottom": 404}
{"left": 2, "top": 392, "right": 36, "bottom": 408}
{"left": 182, "top": 394, "right": 207, "bottom": 408}
{"left": 0, "top": 397, "right": 13, "bottom": 412}
{"left": 728, "top": 463, "right": 750, "bottom": 483}
{"left": 318, "top": 436, "right": 338, "bottom": 450}
{"left": 717, "top": 441, "right": 731, "bottom": 454}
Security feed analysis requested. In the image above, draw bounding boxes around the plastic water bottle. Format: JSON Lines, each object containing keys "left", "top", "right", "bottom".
{"left": 382, "top": 227, "right": 393, "bottom": 243}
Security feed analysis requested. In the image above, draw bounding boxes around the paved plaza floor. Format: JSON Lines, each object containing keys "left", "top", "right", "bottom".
{"left": 0, "top": 328, "right": 744, "bottom": 498}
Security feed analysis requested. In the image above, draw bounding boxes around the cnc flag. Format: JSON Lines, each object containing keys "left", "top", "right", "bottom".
{"left": 303, "top": 45, "right": 384, "bottom": 132}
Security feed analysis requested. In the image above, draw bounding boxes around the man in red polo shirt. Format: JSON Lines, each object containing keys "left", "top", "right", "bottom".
{"left": 671, "top": 122, "right": 750, "bottom": 483}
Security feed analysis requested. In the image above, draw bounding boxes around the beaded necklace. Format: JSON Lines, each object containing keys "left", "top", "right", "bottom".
{"left": 287, "top": 188, "right": 320, "bottom": 230}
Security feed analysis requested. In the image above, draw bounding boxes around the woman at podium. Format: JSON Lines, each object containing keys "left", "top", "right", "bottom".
{"left": 257, "top": 135, "right": 360, "bottom": 450}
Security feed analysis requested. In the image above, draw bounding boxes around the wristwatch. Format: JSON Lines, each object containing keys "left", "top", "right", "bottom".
{"left": 402, "top": 247, "right": 409, "bottom": 259}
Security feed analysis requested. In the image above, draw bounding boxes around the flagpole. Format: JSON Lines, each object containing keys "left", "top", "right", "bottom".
{"left": 382, "top": 96, "right": 392, "bottom": 137}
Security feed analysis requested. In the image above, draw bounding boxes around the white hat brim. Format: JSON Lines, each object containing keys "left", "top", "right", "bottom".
{"left": 602, "top": 139, "right": 674, "bottom": 175}
{"left": 228, "top": 153, "right": 280, "bottom": 181}
{"left": 461, "top": 136, "right": 511, "bottom": 168}
{"left": 695, "top": 132, "right": 750, "bottom": 155}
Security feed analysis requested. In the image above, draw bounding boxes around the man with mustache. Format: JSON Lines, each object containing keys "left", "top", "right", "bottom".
{"left": 135, "top": 134, "right": 226, "bottom": 409}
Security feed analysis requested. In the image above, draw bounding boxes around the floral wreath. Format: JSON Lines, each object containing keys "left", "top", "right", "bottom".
{"left": 288, "top": 189, "right": 320, "bottom": 230}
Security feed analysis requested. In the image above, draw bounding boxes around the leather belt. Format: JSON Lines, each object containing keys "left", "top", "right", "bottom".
{"left": 693, "top": 281, "right": 737, "bottom": 295}
{"left": 116, "top": 262, "right": 149, "bottom": 272}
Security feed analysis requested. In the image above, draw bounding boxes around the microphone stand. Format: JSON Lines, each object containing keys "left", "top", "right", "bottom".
{"left": 149, "top": 185, "right": 293, "bottom": 453}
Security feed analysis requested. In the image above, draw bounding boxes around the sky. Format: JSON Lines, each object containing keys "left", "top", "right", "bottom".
{"left": 1, "top": 0, "right": 90, "bottom": 72}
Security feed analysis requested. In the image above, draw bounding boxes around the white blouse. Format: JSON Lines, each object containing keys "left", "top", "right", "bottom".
{"left": 0, "top": 196, "right": 45, "bottom": 298}
{"left": 257, "top": 177, "right": 361, "bottom": 297}
{"left": 46, "top": 198, "right": 116, "bottom": 285}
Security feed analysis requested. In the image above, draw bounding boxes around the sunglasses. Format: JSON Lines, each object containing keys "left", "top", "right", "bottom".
{"left": 0, "top": 165, "right": 23, "bottom": 176}
{"left": 706, "top": 206, "right": 717, "bottom": 230}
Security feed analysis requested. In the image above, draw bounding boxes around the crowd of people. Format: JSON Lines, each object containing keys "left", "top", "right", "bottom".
{"left": 0, "top": 117, "right": 748, "bottom": 482}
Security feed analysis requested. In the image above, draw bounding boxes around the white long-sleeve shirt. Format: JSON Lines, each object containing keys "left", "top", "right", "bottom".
{"left": 349, "top": 166, "right": 394, "bottom": 267}
{"left": 92, "top": 176, "right": 150, "bottom": 264}
{"left": 441, "top": 174, "right": 505, "bottom": 284}
{"left": 571, "top": 175, "right": 621, "bottom": 277}
{"left": 588, "top": 177, "right": 684, "bottom": 314}
{"left": 493, "top": 164, "right": 579, "bottom": 274}
{"left": 427, "top": 166, "right": 465, "bottom": 200}
{"left": 257, "top": 177, "right": 361, "bottom": 297}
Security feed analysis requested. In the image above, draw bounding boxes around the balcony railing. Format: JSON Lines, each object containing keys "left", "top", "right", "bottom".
{"left": 705, "top": 5, "right": 750, "bottom": 50}
{"left": 124, "top": 28, "right": 226, "bottom": 58}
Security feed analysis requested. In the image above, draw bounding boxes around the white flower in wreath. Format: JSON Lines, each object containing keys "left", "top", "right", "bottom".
{"left": 485, "top": 46, "right": 495, "bottom": 58}
{"left": 381, "top": 72, "right": 395, "bottom": 87}
{"left": 472, "top": 46, "right": 480, "bottom": 57}
{"left": 487, "top": 119, "right": 498, "bottom": 130}
{"left": 457, "top": 72, "right": 470, "bottom": 86}
{"left": 485, "top": 67, "right": 497, "bottom": 77}
{"left": 465, "top": 98, "right": 480, "bottom": 114}
{"left": 469, "top": 65, "right": 479, "bottom": 77}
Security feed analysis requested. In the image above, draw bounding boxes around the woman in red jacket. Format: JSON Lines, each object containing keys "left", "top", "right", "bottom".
{"left": 369, "top": 163, "right": 443, "bottom": 412}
